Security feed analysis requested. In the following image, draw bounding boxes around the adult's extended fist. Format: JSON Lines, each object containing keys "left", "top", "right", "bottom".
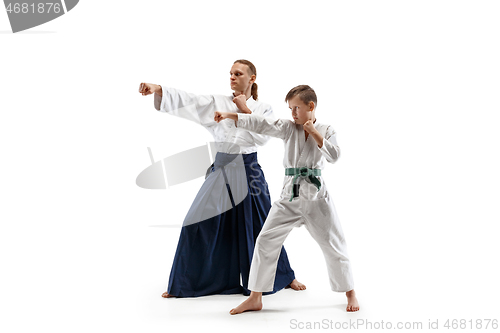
{"left": 139, "top": 83, "right": 158, "bottom": 96}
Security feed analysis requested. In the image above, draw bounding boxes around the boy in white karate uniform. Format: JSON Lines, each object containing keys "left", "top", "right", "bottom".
{"left": 214, "top": 85, "right": 359, "bottom": 314}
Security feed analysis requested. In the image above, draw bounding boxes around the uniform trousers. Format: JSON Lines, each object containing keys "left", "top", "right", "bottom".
{"left": 248, "top": 190, "right": 354, "bottom": 293}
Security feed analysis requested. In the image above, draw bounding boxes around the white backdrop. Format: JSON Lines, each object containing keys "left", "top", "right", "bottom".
{"left": 1, "top": 1, "right": 499, "bottom": 332}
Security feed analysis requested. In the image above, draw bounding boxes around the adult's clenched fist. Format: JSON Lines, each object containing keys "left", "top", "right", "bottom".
{"left": 139, "top": 83, "right": 162, "bottom": 96}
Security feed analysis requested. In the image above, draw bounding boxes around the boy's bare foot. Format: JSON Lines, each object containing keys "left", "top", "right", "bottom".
{"left": 346, "top": 289, "right": 359, "bottom": 312}
{"left": 161, "top": 292, "right": 174, "bottom": 298}
{"left": 229, "top": 292, "right": 263, "bottom": 315}
{"left": 287, "top": 279, "right": 307, "bottom": 291}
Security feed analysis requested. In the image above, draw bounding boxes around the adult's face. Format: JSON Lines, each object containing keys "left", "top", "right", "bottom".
{"left": 229, "top": 63, "right": 255, "bottom": 94}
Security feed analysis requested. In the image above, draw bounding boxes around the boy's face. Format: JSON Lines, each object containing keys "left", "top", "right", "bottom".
{"left": 288, "top": 95, "right": 314, "bottom": 125}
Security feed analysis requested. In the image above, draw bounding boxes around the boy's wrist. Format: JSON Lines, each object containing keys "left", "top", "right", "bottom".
{"left": 227, "top": 112, "right": 239, "bottom": 121}
{"left": 308, "top": 128, "right": 320, "bottom": 137}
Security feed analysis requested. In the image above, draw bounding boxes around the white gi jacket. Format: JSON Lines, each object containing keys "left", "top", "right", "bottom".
{"left": 237, "top": 113, "right": 341, "bottom": 201}
{"left": 154, "top": 86, "right": 275, "bottom": 154}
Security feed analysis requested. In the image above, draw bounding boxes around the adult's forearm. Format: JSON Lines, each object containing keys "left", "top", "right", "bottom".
{"left": 239, "top": 105, "right": 252, "bottom": 114}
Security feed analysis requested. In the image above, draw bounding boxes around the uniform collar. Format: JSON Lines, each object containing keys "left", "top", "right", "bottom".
{"left": 246, "top": 96, "right": 256, "bottom": 108}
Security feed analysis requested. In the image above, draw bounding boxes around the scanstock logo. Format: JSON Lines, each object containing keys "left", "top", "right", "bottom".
{"left": 3, "top": 0, "right": 79, "bottom": 33}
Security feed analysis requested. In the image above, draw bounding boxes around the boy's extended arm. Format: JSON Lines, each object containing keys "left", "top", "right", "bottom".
{"left": 237, "top": 113, "right": 291, "bottom": 140}
{"left": 248, "top": 106, "right": 275, "bottom": 147}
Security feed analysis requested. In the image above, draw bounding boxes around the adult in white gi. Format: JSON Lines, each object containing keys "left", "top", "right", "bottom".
{"left": 138, "top": 60, "right": 305, "bottom": 298}
{"left": 214, "top": 85, "right": 359, "bottom": 313}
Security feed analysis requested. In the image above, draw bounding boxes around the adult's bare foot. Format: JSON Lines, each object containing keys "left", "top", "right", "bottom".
{"left": 229, "top": 292, "right": 263, "bottom": 315}
{"left": 161, "top": 292, "right": 174, "bottom": 298}
{"left": 346, "top": 290, "right": 359, "bottom": 312}
{"left": 287, "top": 279, "right": 306, "bottom": 291}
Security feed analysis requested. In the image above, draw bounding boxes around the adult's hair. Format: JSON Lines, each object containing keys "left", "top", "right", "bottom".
{"left": 234, "top": 59, "right": 258, "bottom": 100}
{"left": 285, "top": 85, "right": 317, "bottom": 108}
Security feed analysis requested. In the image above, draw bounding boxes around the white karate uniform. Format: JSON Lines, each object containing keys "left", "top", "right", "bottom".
{"left": 237, "top": 114, "right": 355, "bottom": 293}
{"left": 154, "top": 86, "right": 274, "bottom": 154}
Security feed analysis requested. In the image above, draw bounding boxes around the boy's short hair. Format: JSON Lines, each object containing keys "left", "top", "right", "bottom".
{"left": 285, "top": 85, "right": 317, "bottom": 107}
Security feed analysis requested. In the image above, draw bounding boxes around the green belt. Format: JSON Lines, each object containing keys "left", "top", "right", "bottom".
{"left": 285, "top": 167, "right": 322, "bottom": 202}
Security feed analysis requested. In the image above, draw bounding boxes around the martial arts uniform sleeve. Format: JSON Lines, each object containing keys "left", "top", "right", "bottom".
{"left": 247, "top": 105, "right": 275, "bottom": 146}
{"left": 153, "top": 85, "right": 215, "bottom": 126}
{"left": 318, "top": 126, "right": 341, "bottom": 163}
{"left": 237, "top": 113, "right": 292, "bottom": 140}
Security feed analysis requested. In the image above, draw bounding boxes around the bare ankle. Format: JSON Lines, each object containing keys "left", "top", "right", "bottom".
{"left": 249, "top": 291, "right": 263, "bottom": 301}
